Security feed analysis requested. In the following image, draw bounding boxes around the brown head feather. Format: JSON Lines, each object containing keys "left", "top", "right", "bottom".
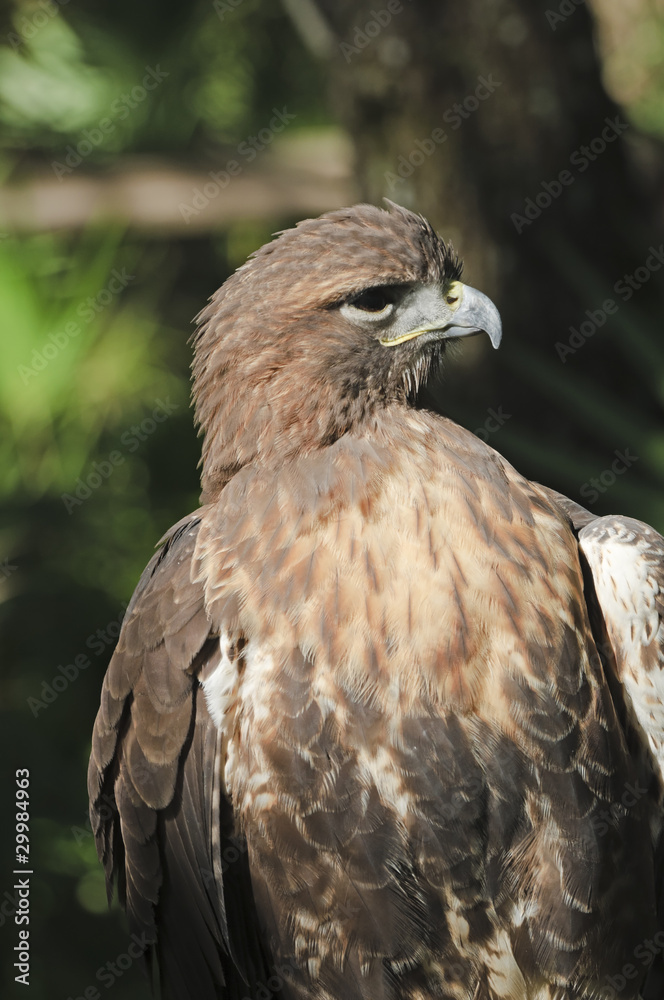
{"left": 192, "top": 202, "right": 461, "bottom": 503}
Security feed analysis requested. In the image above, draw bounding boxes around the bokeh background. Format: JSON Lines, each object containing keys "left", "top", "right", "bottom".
{"left": 2, "top": 1, "right": 664, "bottom": 997}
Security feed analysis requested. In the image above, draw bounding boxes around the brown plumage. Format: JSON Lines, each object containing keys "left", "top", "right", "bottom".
{"left": 89, "top": 203, "right": 664, "bottom": 1000}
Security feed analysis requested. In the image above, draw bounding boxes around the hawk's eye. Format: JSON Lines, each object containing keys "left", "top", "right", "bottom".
{"left": 340, "top": 286, "right": 398, "bottom": 324}
{"left": 351, "top": 288, "right": 394, "bottom": 313}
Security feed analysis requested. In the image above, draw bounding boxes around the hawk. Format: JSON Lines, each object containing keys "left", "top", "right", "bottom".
{"left": 89, "top": 203, "right": 664, "bottom": 1000}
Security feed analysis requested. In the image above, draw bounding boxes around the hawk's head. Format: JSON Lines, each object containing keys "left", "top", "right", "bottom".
{"left": 193, "top": 202, "right": 501, "bottom": 501}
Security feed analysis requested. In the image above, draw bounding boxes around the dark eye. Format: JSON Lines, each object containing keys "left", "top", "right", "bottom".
{"left": 350, "top": 287, "right": 395, "bottom": 312}
{"left": 340, "top": 285, "right": 399, "bottom": 324}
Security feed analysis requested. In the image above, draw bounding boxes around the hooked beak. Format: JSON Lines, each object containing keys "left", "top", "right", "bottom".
{"left": 379, "top": 281, "right": 502, "bottom": 350}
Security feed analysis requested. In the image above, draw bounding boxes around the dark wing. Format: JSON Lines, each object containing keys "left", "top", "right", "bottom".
{"left": 87, "top": 512, "right": 270, "bottom": 1000}
{"left": 537, "top": 487, "right": 664, "bottom": 785}
{"left": 537, "top": 486, "right": 664, "bottom": 998}
{"left": 579, "top": 515, "right": 664, "bottom": 779}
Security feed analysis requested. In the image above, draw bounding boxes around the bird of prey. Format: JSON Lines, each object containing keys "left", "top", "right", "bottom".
{"left": 89, "top": 203, "right": 664, "bottom": 1000}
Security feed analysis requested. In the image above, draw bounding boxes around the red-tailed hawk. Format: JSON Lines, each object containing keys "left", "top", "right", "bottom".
{"left": 89, "top": 204, "right": 664, "bottom": 1000}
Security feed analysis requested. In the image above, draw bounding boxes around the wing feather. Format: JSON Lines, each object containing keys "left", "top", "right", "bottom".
{"left": 536, "top": 486, "right": 664, "bottom": 788}
{"left": 578, "top": 516, "right": 664, "bottom": 776}
{"left": 88, "top": 511, "right": 269, "bottom": 999}
{"left": 536, "top": 485, "right": 664, "bottom": 1000}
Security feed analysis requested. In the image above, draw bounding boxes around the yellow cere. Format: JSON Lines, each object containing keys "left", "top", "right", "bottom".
{"left": 379, "top": 281, "right": 464, "bottom": 346}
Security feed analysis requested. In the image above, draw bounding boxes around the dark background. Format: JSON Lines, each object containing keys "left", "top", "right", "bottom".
{"left": 1, "top": 1, "right": 664, "bottom": 997}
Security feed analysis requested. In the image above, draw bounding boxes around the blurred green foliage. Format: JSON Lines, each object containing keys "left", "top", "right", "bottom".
{"left": 0, "top": 230, "right": 184, "bottom": 498}
{"left": 591, "top": 0, "right": 664, "bottom": 139}
{"left": 0, "top": 0, "right": 329, "bottom": 156}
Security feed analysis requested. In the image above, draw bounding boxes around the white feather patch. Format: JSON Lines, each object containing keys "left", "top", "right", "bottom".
{"left": 200, "top": 633, "right": 240, "bottom": 731}
{"left": 580, "top": 516, "right": 664, "bottom": 779}
{"left": 200, "top": 633, "right": 245, "bottom": 792}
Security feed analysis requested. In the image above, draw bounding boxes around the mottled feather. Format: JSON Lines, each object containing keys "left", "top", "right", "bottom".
{"left": 89, "top": 205, "right": 664, "bottom": 1000}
